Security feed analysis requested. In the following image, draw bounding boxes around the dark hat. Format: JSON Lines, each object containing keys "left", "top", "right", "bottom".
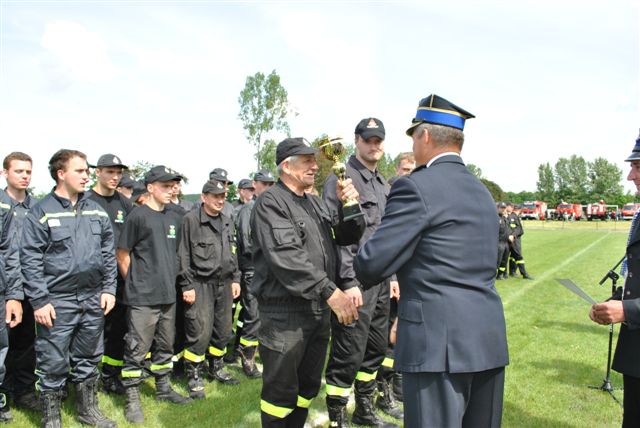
{"left": 202, "top": 179, "right": 226, "bottom": 195}
{"left": 254, "top": 169, "right": 276, "bottom": 183}
{"left": 355, "top": 118, "right": 385, "bottom": 140}
{"left": 497, "top": 202, "right": 507, "bottom": 208}
{"left": 131, "top": 181, "right": 147, "bottom": 201}
{"left": 406, "top": 94, "right": 475, "bottom": 135}
{"left": 209, "top": 167, "right": 233, "bottom": 184}
{"left": 144, "top": 165, "right": 182, "bottom": 185}
{"left": 275, "top": 138, "right": 318, "bottom": 165}
{"left": 118, "top": 173, "right": 136, "bottom": 189}
{"left": 91, "top": 153, "right": 127, "bottom": 169}
{"left": 625, "top": 129, "right": 640, "bottom": 162}
{"left": 238, "top": 178, "right": 254, "bottom": 189}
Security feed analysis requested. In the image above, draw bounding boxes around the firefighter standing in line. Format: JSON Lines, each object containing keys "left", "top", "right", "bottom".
{"left": 177, "top": 179, "right": 241, "bottom": 398}
{"left": 497, "top": 202, "right": 509, "bottom": 280}
{"left": 0, "top": 152, "right": 39, "bottom": 413}
{"left": 117, "top": 165, "right": 191, "bottom": 424}
{"left": 233, "top": 169, "right": 276, "bottom": 378}
{"left": 21, "top": 149, "right": 117, "bottom": 428}
{"left": 323, "top": 118, "right": 401, "bottom": 427}
{"left": 86, "top": 153, "right": 134, "bottom": 395}
{"left": 251, "top": 138, "right": 364, "bottom": 427}
{"left": 506, "top": 202, "right": 533, "bottom": 279}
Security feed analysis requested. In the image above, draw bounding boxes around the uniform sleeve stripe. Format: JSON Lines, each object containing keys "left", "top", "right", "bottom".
{"left": 39, "top": 212, "right": 77, "bottom": 223}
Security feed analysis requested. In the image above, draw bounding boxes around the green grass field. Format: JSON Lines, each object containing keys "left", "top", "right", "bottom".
{"left": 8, "top": 224, "right": 630, "bottom": 427}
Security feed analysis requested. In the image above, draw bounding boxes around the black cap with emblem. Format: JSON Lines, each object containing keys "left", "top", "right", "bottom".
{"left": 355, "top": 117, "right": 385, "bottom": 140}
{"left": 91, "top": 153, "right": 128, "bottom": 169}
{"left": 254, "top": 169, "right": 276, "bottom": 183}
{"left": 202, "top": 179, "right": 227, "bottom": 195}
{"left": 275, "top": 138, "right": 318, "bottom": 165}
{"left": 209, "top": 167, "right": 233, "bottom": 184}
{"left": 144, "top": 165, "right": 182, "bottom": 185}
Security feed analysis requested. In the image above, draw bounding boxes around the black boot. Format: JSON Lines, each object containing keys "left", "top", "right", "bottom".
{"left": 239, "top": 345, "right": 261, "bottom": 379}
{"left": 0, "top": 393, "right": 12, "bottom": 422}
{"left": 501, "top": 271, "right": 508, "bottom": 280}
{"left": 40, "top": 390, "right": 62, "bottom": 428}
{"left": 75, "top": 378, "right": 116, "bottom": 428}
{"left": 495, "top": 271, "right": 503, "bottom": 280}
{"left": 375, "top": 378, "right": 403, "bottom": 420}
{"left": 285, "top": 407, "right": 309, "bottom": 427}
{"left": 327, "top": 401, "right": 349, "bottom": 428}
{"left": 391, "top": 373, "right": 403, "bottom": 402}
{"left": 207, "top": 356, "right": 239, "bottom": 385}
{"left": 223, "top": 348, "right": 239, "bottom": 364}
{"left": 14, "top": 390, "right": 40, "bottom": 412}
{"left": 102, "top": 375, "right": 126, "bottom": 395}
{"left": 155, "top": 374, "right": 191, "bottom": 404}
{"left": 352, "top": 392, "right": 399, "bottom": 427}
{"left": 185, "top": 362, "right": 206, "bottom": 400}
{"left": 519, "top": 264, "right": 534, "bottom": 280}
{"left": 124, "top": 386, "right": 144, "bottom": 424}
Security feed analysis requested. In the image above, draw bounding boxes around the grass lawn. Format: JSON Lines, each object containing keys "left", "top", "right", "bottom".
{"left": 8, "top": 225, "right": 629, "bottom": 427}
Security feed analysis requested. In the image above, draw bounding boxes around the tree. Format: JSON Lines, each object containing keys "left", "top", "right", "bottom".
{"left": 256, "top": 139, "right": 278, "bottom": 176}
{"left": 554, "top": 155, "right": 588, "bottom": 202}
{"left": 238, "top": 70, "right": 291, "bottom": 170}
{"left": 536, "top": 162, "right": 556, "bottom": 204}
{"left": 481, "top": 178, "right": 505, "bottom": 202}
{"left": 467, "top": 164, "right": 484, "bottom": 179}
{"left": 376, "top": 153, "right": 396, "bottom": 182}
{"left": 588, "top": 157, "right": 624, "bottom": 203}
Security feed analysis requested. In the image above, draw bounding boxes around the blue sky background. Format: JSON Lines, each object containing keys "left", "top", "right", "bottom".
{"left": 1, "top": 1, "right": 638, "bottom": 196}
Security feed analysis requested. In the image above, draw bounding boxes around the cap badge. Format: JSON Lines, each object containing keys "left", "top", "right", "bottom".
{"left": 113, "top": 156, "right": 120, "bottom": 164}
{"left": 367, "top": 119, "right": 378, "bottom": 128}
{"left": 217, "top": 182, "right": 223, "bottom": 189}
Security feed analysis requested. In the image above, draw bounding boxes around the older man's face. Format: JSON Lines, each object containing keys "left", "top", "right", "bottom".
{"left": 285, "top": 154, "right": 318, "bottom": 189}
{"left": 628, "top": 160, "right": 640, "bottom": 195}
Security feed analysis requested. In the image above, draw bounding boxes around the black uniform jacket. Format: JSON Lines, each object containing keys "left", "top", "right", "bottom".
{"left": 177, "top": 206, "right": 240, "bottom": 290}
{"left": 507, "top": 212, "right": 523, "bottom": 239}
{"left": 354, "top": 155, "right": 509, "bottom": 373}
{"left": 21, "top": 191, "right": 117, "bottom": 310}
{"left": 250, "top": 181, "right": 365, "bottom": 312}
{"left": 235, "top": 199, "right": 255, "bottom": 272}
{"left": 612, "top": 225, "right": 640, "bottom": 378}
{"left": 498, "top": 214, "right": 509, "bottom": 245}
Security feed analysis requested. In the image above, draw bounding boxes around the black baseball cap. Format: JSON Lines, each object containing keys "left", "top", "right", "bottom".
{"left": 238, "top": 179, "right": 254, "bottom": 189}
{"left": 118, "top": 173, "right": 136, "bottom": 188}
{"left": 90, "top": 154, "right": 128, "bottom": 169}
{"left": 131, "top": 181, "right": 147, "bottom": 201}
{"left": 355, "top": 118, "right": 385, "bottom": 140}
{"left": 209, "top": 168, "right": 233, "bottom": 184}
{"left": 254, "top": 169, "right": 276, "bottom": 183}
{"left": 144, "top": 165, "right": 182, "bottom": 185}
{"left": 275, "top": 138, "right": 318, "bottom": 165}
{"left": 202, "top": 180, "right": 227, "bottom": 195}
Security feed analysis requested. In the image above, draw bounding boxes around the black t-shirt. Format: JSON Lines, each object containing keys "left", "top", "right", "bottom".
{"left": 87, "top": 189, "right": 133, "bottom": 246}
{"left": 118, "top": 204, "right": 182, "bottom": 306}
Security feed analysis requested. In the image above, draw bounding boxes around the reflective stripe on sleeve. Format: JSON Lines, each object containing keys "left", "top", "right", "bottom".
{"left": 260, "top": 400, "right": 294, "bottom": 418}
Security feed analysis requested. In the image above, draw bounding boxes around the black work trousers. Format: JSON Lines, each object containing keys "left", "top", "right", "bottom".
{"left": 207, "top": 281, "right": 233, "bottom": 358}
{"left": 623, "top": 374, "right": 640, "bottom": 428}
{"left": 0, "top": 295, "right": 8, "bottom": 388}
{"left": 259, "top": 308, "right": 330, "bottom": 428}
{"left": 239, "top": 271, "right": 260, "bottom": 346}
{"left": 508, "top": 238, "right": 524, "bottom": 273}
{"left": 34, "top": 295, "right": 104, "bottom": 392}
{"left": 102, "top": 300, "right": 127, "bottom": 378}
{"left": 121, "top": 304, "right": 175, "bottom": 386}
{"left": 1, "top": 300, "right": 36, "bottom": 395}
{"left": 497, "top": 243, "right": 509, "bottom": 273}
{"left": 325, "top": 282, "right": 390, "bottom": 404}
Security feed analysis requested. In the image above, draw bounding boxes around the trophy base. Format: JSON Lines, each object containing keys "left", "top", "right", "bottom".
{"left": 343, "top": 203, "right": 365, "bottom": 222}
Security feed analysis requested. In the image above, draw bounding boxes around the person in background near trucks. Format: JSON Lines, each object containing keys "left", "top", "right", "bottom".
{"left": 117, "top": 165, "right": 191, "bottom": 424}
{"left": 506, "top": 202, "right": 533, "bottom": 280}
{"left": 21, "top": 149, "right": 117, "bottom": 428}
{"left": 590, "top": 129, "right": 640, "bottom": 428}
{"left": 496, "top": 202, "right": 509, "bottom": 280}
{"left": 0, "top": 152, "right": 40, "bottom": 414}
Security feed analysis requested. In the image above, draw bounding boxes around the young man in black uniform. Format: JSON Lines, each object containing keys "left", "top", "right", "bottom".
{"left": 0, "top": 152, "right": 39, "bottom": 413}
{"left": 21, "top": 149, "right": 117, "bottom": 428}
{"left": 117, "top": 173, "right": 136, "bottom": 200}
{"left": 323, "top": 118, "right": 401, "bottom": 427}
{"left": 177, "top": 179, "right": 241, "bottom": 398}
{"left": 87, "top": 153, "right": 133, "bottom": 394}
{"left": 506, "top": 203, "right": 533, "bottom": 279}
{"left": 497, "top": 202, "right": 510, "bottom": 280}
{"left": 251, "top": 138, "right": 364, "bottom": 428}
{"left": 117, "top": 165, "right": 191, "bottom": 424}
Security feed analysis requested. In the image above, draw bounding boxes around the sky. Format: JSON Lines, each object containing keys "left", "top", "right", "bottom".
{"left": 0, "top": 0, "right": 638, "bottom": 196}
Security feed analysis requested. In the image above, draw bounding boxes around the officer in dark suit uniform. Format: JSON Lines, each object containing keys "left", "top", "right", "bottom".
{"left": 590, "top": 130, "right": 640, "bottom": 427}
{"left": 354, "top": 94, "right": 509, "bottom": 428}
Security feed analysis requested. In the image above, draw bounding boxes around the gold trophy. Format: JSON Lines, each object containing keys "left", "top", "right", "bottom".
{"left": 319, "top": 136, "right": 364, "bottom": 221}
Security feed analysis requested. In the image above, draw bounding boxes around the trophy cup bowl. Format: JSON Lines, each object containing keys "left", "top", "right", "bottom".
{"left": 319, "top": 137, "right": 364, "bottom": 221}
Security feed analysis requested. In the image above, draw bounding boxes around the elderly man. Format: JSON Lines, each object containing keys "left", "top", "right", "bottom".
{"left": 355, "top": 95, "right": 509, "bottom": 428}
{"left": 251, "top": 137, "right": 364, "bottom": 427}
{"left": 590, "top": 129, "right": 640, "bottom": 428}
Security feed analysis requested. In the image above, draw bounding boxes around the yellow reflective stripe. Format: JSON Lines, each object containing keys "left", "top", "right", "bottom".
{"left": 172, "top": 351, "right": 184, "bottom": 362}
{"left": 239, "top": 337, "right": 259, "bottom": 347}
{"left": 355, "top": 371, "right": 377, "bottom": 382}
{"left": 498, "top": 267, "right": 506, "bottom": 272}
{"left": 81, "top": 210, "right": 108, "bottom": 218}
{"left": 150, "top": 362, "right": 173, "bottom": 372}
{"left": 516, "top": 260, "right": 525, "bottom": 264}
{"left": 183, "top": 349, "right": 206, "bottom": 363}
{"left": 236, "top": 320, "right": 244, "bottom": 328}
{"left": 326, "top": 384, "right": 351, "bottom": 397}
{"left": 121, "top": 370, "right": 142, "bottom": 378}
{"left": 39, "top": 212, "right": 76, "bottom": 224}
{"left": 297, "top": 395, "right": 313, "bottom": 408}
{"left": 260, "top": 400, "right": 294, "bottom": 418}
{"left": 145, "top": 352, "right": 151, "bottom": 360}
{"left": 381, "top": 357, "right": 394, "bottom": 368}
{"left": 102, "top": 355, "right": 124, "bottom": 367}
{"left": 208, "top": 346, "right": 226, "bottom": 357}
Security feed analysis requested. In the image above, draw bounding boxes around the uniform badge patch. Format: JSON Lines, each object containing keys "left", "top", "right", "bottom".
{"left": 115, "top": 210, "right": 124, "bottom": 223}
{"left": 168, "top": 224, "right": 176, "bottom": 239}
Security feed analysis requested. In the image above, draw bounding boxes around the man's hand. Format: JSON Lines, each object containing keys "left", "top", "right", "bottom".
{"left": 101, "top": 293, "right": 116, "bottom": 316}
{"left": 508, "top": 235, "right": 515, "bottom": 243}
{"left": 327, "top": 289, "right": 359, "bottom": 325}
{"left": 390, "top": 281, "right": 400, "bottom": 300}
{"left": 34, "top": 303, "right": 56, "bottom": 328}
{"left": 345, "top": 287, "right": 363, "bottom": 308}
{"left": 231, "top": 282, "right": 241, "bottom": 299}
{"left": 389, "top": 317, "right": 398, "bottom": 345}
{"left": 183, "top": 289, "right": 196, "bottom": 305}
{"left": 591, "top": 301, "right": 626, "bottom": 324}
{"left": 5, "top": 300, "right": 23, "bottom": 328}
{"left": 336, "top": 178, "right": 359, "bottom": 204}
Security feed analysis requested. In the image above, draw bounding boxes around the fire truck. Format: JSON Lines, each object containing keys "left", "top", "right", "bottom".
{"left": 556, "top": 202, "right": 583, "bottom": 221}
{"left": 621, "top": 203, "right": 640, "bottom": 220}
{"left": 520, "top": 201, "right": 547, "bottom": 220}
{"left": 586, "top": 200, "right": 618, "bottom": 221}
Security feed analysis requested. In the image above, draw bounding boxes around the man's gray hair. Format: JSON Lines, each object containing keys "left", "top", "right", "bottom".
{"left": 276, "top": 155, "right": 300, "bottom": 174}
{"left": 414, "top": 123, "right": 464, "bottom": 150}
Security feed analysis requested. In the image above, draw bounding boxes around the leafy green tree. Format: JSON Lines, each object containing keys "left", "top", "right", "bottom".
{"left": 238, "top": 70, "right": 291, "bottom": 170}
{"left": 256, "top": 139, "right": 278, "bottom": 176}
{"left": 481, "top": 178, "right": 505, "bottom": 202}
{"left": 467, "top": 164, "right": 484, "bottom": 179}
{"left": 505, "top": 191, "right": 536, "bottom": 204}
{"left": 376, "top": 153, "right": 396, "bottom": 182}
{"left": 554, "top": 155, "right": 588, "bottom": 202}
{"left": 588, "top": 157, "right": 624, "bottom": 203}
{"left": 536, "top": 162, "right": 556, "bottom": 204}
